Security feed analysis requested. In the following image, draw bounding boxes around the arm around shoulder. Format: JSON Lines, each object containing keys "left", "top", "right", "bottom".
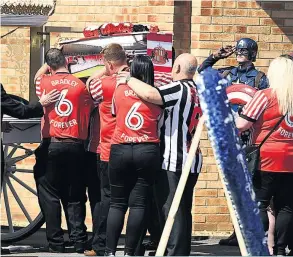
{"left": 127, "top": 77, "right": 163, "bottom": 106}
{"left": 86, "top": 67, "right": 108, "bottom": 90}
{"left": 34, "top": 63, "right": 49, "bottom": 84}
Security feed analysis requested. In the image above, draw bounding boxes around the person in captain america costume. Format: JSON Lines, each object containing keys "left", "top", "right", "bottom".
{"left": 198, "top": 38, "right": 268, "bottom": 90}
{"left": 198, "top": 38, "right": 269, "bottom": 246}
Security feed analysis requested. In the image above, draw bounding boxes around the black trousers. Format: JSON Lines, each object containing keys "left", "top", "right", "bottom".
{"left": 155, "top": 169, "right": 199, "bottom": 256}
{"left": 254, "top": 171, "right": 293, "bottom": 255}
{"left": 134, "top": 185, "right": 162, "bottom": 255}
{"left": 106, "top": 143, "right": 160, "bottom": 254}
{"left": 92, "top": 160, "right": 111, "bottom": 253}
{"left": 34, "top": 141, "right": 87, "bottom": 247}
{"left": 84, "top": 152, "right": 101, "bottom": 237}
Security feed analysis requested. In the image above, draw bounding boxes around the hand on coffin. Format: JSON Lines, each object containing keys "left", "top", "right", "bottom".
{"left": 39, "top": 89, "right": 61, "bottom": 107}
{"left": 57, "top": 44, "right": 64, "bottom": 51}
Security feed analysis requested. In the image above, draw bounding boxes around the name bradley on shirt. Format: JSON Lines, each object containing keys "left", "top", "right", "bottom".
{"left": 51, "top": 79, "right": 78, "bottom": 87}
{"left": 124, "top": 89, "right": 137, "bottom": 97}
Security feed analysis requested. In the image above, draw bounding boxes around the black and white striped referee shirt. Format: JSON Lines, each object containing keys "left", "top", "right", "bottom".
{"left": 156, "top": 79, "right": 203, "bottom": 173}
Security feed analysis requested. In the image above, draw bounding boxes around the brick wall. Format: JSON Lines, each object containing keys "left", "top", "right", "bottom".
{"left": 0, "top": 27, "right": 30, "bottom": 99}
{"left": 1, "top": 0, "right": 293, "bottom": 236}
{"left": 190, "top": 0, "right": 293, "bottom": 236}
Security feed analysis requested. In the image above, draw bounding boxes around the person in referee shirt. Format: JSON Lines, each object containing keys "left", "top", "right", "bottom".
{"left": 117, "top": 53, "right": 202, "bottom": 256}
{"left": 34, "top": 48, "right": 93, "bottom": 253}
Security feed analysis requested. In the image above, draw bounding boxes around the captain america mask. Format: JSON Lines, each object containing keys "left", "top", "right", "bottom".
{"left": 235, "top": 48, "right": 251, "bottom": 63}
{"left": 235, "top": 48, "right": 249, "bottom": 57}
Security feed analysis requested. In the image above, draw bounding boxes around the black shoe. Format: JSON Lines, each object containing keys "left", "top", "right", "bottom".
{"left": 135, "top": 244, "right": 146, "bottom": 256}
{"left": 219, "top": 231, "right": 238, "bottom": 246}
{"left": 40, "top": 245, "right": 65, "bottom": 253}
{"left": 75, "top": 242, "right": 86, "bottom": 253}
{"left": 227, "top": 237, "right": 238, "bottom": 246}
{"left": 143, "top": 241, "right": 158, "bottom": 251}
{"left": 104, "top": 250, "right": 115, "bottom": 256}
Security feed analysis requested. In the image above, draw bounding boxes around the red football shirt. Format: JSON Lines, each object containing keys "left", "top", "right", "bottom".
{"left": 154, "top": 71, "right": 172, "bottom": 87}
{"left": 241, "top": 88, "right": 293, "bottom": 172}
{"left": 111, "top": 84, "right": 162, "bottom": 144}
{"left": 89, "top": 75, "right": 117, "bottom": 161}
{"left": 35, "top": 73, "right": 93, "bottom": 140}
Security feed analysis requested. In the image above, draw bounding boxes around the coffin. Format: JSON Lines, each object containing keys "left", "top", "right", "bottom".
{"left": 60, "top": 30, "right": 173, "bottom": 78}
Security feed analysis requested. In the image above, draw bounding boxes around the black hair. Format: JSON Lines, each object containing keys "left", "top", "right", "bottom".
{"left": 45, "top": 48, "right": 66, "bottom": 71}
{"left": 130, "top": 55, "right": 154, "bottom": 86}
{"left": 172, "top": 47, "right": 175, "bottom": 67}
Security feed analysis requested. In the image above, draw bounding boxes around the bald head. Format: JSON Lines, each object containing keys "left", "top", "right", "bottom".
{"left": 172, "top": 53, "right": 198, "bottom": 80}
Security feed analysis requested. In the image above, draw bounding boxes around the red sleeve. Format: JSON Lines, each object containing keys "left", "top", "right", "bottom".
{"left": 240, "top": 90, "right": 269, "bottom": 122}
{"left": 154, "top": 71, "right": 172, "bottom": 88}
{"left": 35, "top": 75, "right": 44, "bottom": 99}
{"left": 89, "top": 78, "right": 103, "bottom": 105}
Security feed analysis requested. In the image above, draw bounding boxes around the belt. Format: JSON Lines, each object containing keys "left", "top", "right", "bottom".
{"left": 43, "top": 137, "right": 84, "bottom": 144}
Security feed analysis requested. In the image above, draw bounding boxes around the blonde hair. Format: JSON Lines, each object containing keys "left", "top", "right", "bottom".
{"left": 267, "top": 56, "right": 293, "bottom": 116}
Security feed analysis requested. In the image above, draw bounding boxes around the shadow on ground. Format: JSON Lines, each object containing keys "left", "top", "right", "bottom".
{"left": 1, "top": 228, "right": 241, "bottom": 256}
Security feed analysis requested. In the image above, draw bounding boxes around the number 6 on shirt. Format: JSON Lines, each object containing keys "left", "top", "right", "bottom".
{"left": 55, "top": 89, "right": 73, "bottom": 117}
{"left": 125, "top": 102, "right": 144, "bottom": 131}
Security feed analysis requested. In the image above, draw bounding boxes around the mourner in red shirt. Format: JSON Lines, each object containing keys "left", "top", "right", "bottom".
{"left": 111, "top": 84, "right": 162, "bottom": 144}
{"left": 85, "top": 43, "right": 129, "bottom": 256}
{"left": 88, "top": 75, "right": 119, "bottom": 162}
{"left": 104, "top": 55, "right": 162, "bottom": 256}
{"left": 36, "top": 72, "right": 92, "bottom": 140}
{"left": 116, "top": 53, "right": 202, "bottom": 256}
{"left": 84, "top": 55, "right": 172, "bottom": 256}
{"left": 237, "top": 56, "right": 293, "bottom": 256}
{"left": 240, "top": 89, "right": 293, "bottom": 172}
{"left": 34, "top": 48, "right": 93, "bottom": 254}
